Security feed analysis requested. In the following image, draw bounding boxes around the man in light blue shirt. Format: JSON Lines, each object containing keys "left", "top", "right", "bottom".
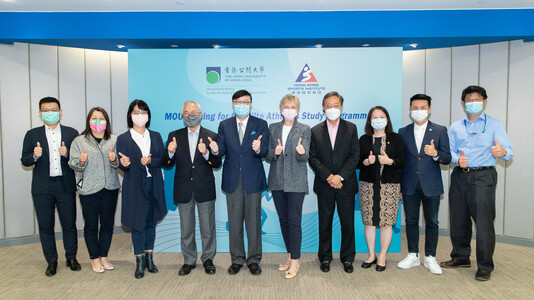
{"left": 440, "top": 85, "right": 513, "bottom": 281}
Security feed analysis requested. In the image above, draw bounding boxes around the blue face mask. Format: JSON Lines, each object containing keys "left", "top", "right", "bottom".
{"left": 371, "top": 118, "right": 388, "bottom": 130}
{"left": 233, "top": 104, "right": 250, "bottom": 118}
{"left": 42, "top": 111, "right": 60, "bottom": 125}
{"left": 465, "top": 102, "right": 484, "bottom": 115}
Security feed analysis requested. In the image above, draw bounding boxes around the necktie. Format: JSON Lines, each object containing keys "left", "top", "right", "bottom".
{"left": 238, "top": 122, "right": 244, "bottom": 145}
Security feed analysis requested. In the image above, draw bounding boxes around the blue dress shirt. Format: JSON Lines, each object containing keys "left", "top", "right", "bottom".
{"left": 449, "top": 113, "right": 513, "bottom": 167}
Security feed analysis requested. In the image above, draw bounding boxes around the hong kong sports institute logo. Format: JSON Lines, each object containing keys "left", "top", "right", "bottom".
{"left": 206, "top": 67, "right": 221, "bottom": 84}
{"left": 295, "top": 64, "right": 317, "bottom": 82}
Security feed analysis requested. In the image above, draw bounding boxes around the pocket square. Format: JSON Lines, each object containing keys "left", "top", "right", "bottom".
{"left": 251, "top": 131, "right": 256, "bottom": 135}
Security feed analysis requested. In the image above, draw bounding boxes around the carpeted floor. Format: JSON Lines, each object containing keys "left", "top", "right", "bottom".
{"left": 0, "top": 233, "right": 533, "bottom": 299}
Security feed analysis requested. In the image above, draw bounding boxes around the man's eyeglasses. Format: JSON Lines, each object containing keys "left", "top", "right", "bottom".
{"left": 233, "top": 100, "right": 251, "bottom": 105}
{"left": 41, "top": 109, "right": 60, "bottom": 113}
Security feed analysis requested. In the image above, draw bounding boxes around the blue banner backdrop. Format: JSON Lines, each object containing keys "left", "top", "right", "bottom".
{"left": 128, "top": 48, "right": 403, "bottom": 254}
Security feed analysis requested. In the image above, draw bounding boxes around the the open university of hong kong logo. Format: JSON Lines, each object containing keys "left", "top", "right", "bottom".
{"left": 288, "top": 63, "right": 325, "bottom": 96}
{"left": 206, "top": 67, "right": 221, "bottom": 84}
{"left": 295, "top": 64, "right": 317, "bottom": 82}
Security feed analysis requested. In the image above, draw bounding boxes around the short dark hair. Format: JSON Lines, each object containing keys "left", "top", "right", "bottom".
{"left": 39, "top": 97, "right": 60, "bottom": 110}
{"left": 410, "top": 94, "right": 432, "bottom": 107}
{"left": 232, "top": 90, "right": 252, "bottom": 102}
{"left": 461, "top": 85, "right": 487, "bottom": 101}
{"left": 322, "top": 91, "right": 344, "bottom": 106}
{"left": 364, "top": 106, "right": 394, "bottom": 136}
{"left": 127, "top": 99, "right": 151, "bottom": 128}
{"left": 82, "top": 107, "right": 112, "bottom": 140}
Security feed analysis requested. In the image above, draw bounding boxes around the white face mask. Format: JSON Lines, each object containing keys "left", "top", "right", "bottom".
{"left": 132, "top": 114, "right": 149, "bottom": 128}
{"left": 324, "top": 108, "right": 341, "bottom": 121}
{"left": 282, "top": 108, "right": 298, "bottom": 121}
{"left": 371, "top": 118, "right": 388, "bottom": 130}
{"left": 410, "top": 110, "right": 429, "bottom": 123}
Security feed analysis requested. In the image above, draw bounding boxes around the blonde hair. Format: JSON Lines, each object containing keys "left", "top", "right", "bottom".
{"left": 279, "top": 94, "right": 300, "bottom": 111}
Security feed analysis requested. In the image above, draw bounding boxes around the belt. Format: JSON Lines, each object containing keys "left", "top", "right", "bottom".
{"left": 49, "top": 176, "right": 64, "bottom": 180}
{"left": 457, "top": 166, "right": 494, "bottom": 173}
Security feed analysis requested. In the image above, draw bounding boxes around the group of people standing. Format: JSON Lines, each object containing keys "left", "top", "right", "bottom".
{"left": 21, "top": 85, "right": 512, "bottom": 282}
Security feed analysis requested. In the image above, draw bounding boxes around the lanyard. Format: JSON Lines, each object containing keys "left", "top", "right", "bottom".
{"left": 464, "top": 117, "right": 486, "bottom": 134}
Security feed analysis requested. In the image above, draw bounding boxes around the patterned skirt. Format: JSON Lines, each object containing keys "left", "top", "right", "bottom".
{"left": 359, "top": 180, "right": 400, "bottom": 227}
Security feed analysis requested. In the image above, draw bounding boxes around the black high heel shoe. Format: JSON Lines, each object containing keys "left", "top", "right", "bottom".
{"left": 361, "top": 257, "right": 377, "bottom": 269}
{"left": 135, "top": 255, "right": 146, "bottom": 278}
{"left": 145, "top": 252, "right": 159, "bottom": 273}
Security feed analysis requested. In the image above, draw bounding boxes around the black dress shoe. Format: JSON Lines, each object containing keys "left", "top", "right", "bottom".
{"left": 376, "top": 263, "right": 387, "bottom": 272}
{"left": 45, "top": 262, "right": 58, "bottom": 277}
{"left": 145, "top": 252, "right": 158, "bottom": 273}
{"left": 203, "top": 259, "right": 216, "bottom": 275}
{"left": 343, "top": 262, "right": 354, "bottom": 274}
{"left": 475, "top": 269, "right": 491, "bottom": 281}
{"left": 227, "top": 263, "right": 243, "bottom": 275}
{"left": 248, "top": 263, "right": 262, "bottom": 275}
{"left": 135, "top": 255, "right": 146, "bottom": 279}
{"left": 440, "top": 258, "right": 471, "bottom": 269}
{"left": 178, "top": 264, "right": 196, "bottom": 276}
{"left": 320, "top": 261, "right": 331, "bottom": 273}
{"left": 66, "top": 258, "right": 81, "bottom": 271}
{"left": 361, "top": 257, "right": 377, "bottom": 269}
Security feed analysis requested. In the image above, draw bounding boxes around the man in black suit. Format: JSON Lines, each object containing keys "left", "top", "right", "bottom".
{"left": 309, "top": 91, "right": 360, "bottom": 273}
{"left": 21, "top": 97, "right": 81, "bottom": 276}
{"left": 162, "top": 100, "right": 222, "bottom": 276}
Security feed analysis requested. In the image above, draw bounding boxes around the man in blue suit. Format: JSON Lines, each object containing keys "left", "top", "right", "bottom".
{"left": 398, "top": 94, "right": 451, "bottom": 275}
{"left": 208, "top": 90, "right": 269, "bottom": 275}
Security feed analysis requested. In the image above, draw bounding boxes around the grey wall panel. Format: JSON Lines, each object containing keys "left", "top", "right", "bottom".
{"left": 425, "top": 48, "right": 452, "bottom": 230}
{"left": 0, "top": 43, "right": 35, "bottom": 238}
{"left": 479, "top": 41, "right": 510, "bottom": 236}
{"left": 505, "top": 40, "right": 534, "bottom": 239}
{"left": 85, "top": 49, "right": 111, "bottom": 113}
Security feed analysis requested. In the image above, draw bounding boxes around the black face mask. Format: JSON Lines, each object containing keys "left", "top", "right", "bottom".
{"left": 183, "top": 114, "right": 201, "bottom": 127}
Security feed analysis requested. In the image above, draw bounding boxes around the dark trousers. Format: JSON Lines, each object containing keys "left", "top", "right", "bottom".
{"left": 402, "top": 181, "right": 441, "bottom": 257}
{"left": 449, "top": 167, "right": 497, "bottom": 271}
{"left": 79, "top": 189, "right": 119, "bottom": 259}
{"left": 317, "top": 194, "right": 355, "bottom": 263}
{"left": 272, "top": 191, "right": 305, "bottom": 259}
{"left": 177, "top": 198, "right": 216, "bottom": 265}
{"left": 32, "top": 177, "right": 77, "bottom": 263}
{"left": 226, "top": 176, "right": 262, "bottom": 265}
{"left": 131, "top": 177, "right": 156, "bottom": 255}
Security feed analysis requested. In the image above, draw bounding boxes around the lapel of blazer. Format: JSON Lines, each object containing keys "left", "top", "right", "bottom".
{"left": 241, "top": 116, "right": 254, "bottom": 150}
{"left": 286, "top": 120, "right": 300, "bottom": 146}
{"left": 193, "top": 126, "right": 205, "bottom": 162}
{"left": 421, "top": 120, "right": 434, "bottom": 152}
{"left": 178, "top": 128, "right": 192, "bottom": 165}
{"left": 39, "top": 125, "right": 50, "bottom": 159}
{"left": 405, "top": 123, "right": 418, "bottom": 154}
{"left": 322, "top": 121, "right": 333, "bottom": 153}
{"left": 273, "top": 121, "right": 283, "bottom": 144}
{"left": 333, "top": 119, "right": 346, "bottom": 152}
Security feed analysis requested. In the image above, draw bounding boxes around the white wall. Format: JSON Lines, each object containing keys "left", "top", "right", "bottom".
{"left": 0, "top": 40, "right": 532, "bottom": 241}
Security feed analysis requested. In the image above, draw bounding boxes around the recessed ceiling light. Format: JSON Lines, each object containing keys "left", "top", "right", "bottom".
{"left": 362, "top": 44, "right": 370, "bottom": 47}
{"left": 213, "top": 44, "right": 221, "bottom": 49}
{"left": 315, "top": 44, "right": 323, "bottom": 48}
{"left": 410, "top": 43, "right": 419, "bottom": 48}
{"left": 176, "top": 1, "right": 185, "bottom": 4}
{"left": 171, "top": 45, "right": 179, "bottom": 48}
{"left": 116, "top": 45, "right": 126, "bottom": 49}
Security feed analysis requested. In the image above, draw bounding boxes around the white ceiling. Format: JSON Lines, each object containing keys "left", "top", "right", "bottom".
{"left": 1, "top": 0, "right": 534, "bottom": 12}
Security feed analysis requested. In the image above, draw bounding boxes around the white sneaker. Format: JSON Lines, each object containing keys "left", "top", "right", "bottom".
{"left": 424, "top": 256, "right": 443, "bottom": 275}
{"left": 397, "top": 253, "right": 420, "bottom": 269}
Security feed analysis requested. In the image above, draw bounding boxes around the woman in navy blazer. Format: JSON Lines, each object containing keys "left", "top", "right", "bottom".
{"left": 116, "top": 99, "right": 166, "bottom": 279}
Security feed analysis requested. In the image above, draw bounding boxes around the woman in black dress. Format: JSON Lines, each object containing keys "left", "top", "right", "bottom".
{"left": 358, "top": 106, "right": 405, "bottom": 271}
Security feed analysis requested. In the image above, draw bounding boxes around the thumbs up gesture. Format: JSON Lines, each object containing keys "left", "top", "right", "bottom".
{"left": 141, "top": 153, "right": 152, "bottom": 166}
{"left": 458, "top": 150, "right": 468, "bottom": 168}
{"left": 296, "top": 138, "right": 305, "bottom": 155}
{"left": 168, "top": 136, "right": 177, "bottom": 154}
{"left": 34, "top": 142, "right": 43, "bottom": 159}
{"left": 80, "top": 148, "right": 88, "bottom": 166}
{"left": 424, "top": 139, "right": 438, "bottom": 157}
{"left": 366, "top": 151, "right": 376, "bottom": 165}
{"left": 198, "top": 138, "right": 208, "bottom": 155}
{"left": 108, "top": 147, "right": 116, "bottom": 162}
{"left": 252, "top": 135, "right": 262, "bottom": 152}
{"left": 275, "top": 139, "right": 283, "bottom": 155}
{"left": 59, "top": 141, "right": 67, "bottom": 157}
{"left": 118, "top": 152, "right": 130, "bottom": 167}
{"left": 378, "top": 150, "right": 393, "bottom": 166}
{"left": 207, "top": 136, "right": 218, "bottom": 154}
{"left": 490, "top": 138, "right": 507, "bottom": 158}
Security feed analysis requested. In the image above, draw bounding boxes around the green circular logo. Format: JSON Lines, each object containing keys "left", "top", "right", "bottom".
{"left": 206, "top": 71, "right": 220, "bottom": 84}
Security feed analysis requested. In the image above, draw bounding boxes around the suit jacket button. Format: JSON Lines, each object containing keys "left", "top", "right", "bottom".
{"left": 416, "top": 171, "right": 419, "bottom": 174}
{"left": 192, "top": 165, "right": 195, "bottom": 168}
{"left": 190, "top": 178, "right": 193, "bottom": 181}
{"left": 418, "top": 157, "right": 421, "bottom": 160}
{"left": 168, "top": 160, "right": 171, "bottom": 164}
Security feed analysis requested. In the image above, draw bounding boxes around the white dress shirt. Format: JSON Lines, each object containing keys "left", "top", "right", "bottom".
{"left": 282, "top": 125, "right": 292, "bottom": 153}
{"left": 46, "top": 124, "right": 62, "bottom": 176}
{"left": 130, "top": 128, "right": 152, "bottom": 177}
{"left": 187, "top": 127, "right": 209, "bottom": 162}
{"left": 414, "top": 121, "right": 428, "bottom": 154}
{"left": 236, "top": 115, "right": 250, "bottom": 136}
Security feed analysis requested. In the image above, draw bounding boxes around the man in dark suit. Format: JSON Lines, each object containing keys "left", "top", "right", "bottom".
{"left": 309, "top": 91, "right": 360, "bottom": 274}
{"left": 208, "top": 90, "right": 269, "bottom": 275}
{"left": 21, "top": 97, "right": 81, "bottom": 276}
{"left": 398, "top": 94, "right": 451, "bottom": 275}
{"left": 162, "top": 100, "right": 222, "bottom": 276}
